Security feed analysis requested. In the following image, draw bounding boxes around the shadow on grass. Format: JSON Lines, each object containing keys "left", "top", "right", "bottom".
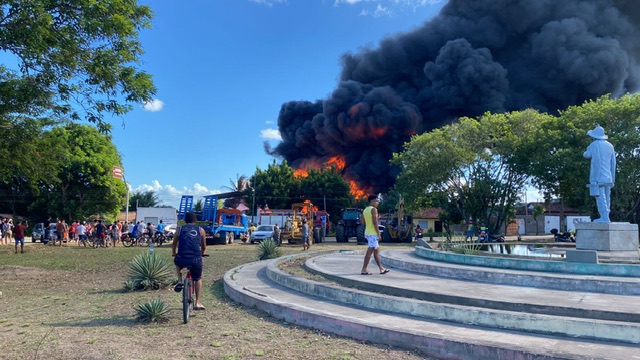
{"left": 47, "top": 316, "right": 135, "bottom": 328}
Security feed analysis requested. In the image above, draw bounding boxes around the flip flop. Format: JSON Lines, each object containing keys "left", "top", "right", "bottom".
{"left": 360, "top": 272, "right": 372, "bottom": 275}
{"left": 380, "top": 269, "right": 390, "bottom": 275}
{"left": 194, "top": 305, "right": 206, "bottom": 311}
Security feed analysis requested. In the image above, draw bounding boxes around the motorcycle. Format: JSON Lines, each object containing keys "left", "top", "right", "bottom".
{"left": 477, "top": 229, "right": 505, "bottom": 243}
{"left": 550, "top": 228, "right": 575, "bottom": 242}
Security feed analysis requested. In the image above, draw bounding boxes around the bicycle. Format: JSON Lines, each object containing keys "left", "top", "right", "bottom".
{"left": 179, "top": 254, "right": 208, "bottom": 324}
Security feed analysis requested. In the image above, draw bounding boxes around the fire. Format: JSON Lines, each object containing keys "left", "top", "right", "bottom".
{"left": 326, "top": 156, "right": 346, "bottom": 171}
{"left": 370, "top": 127, "right": 386, "bottom": 139}
{"left": 293, "top": 155, "right": 368, "bottom": 199}
{"left": 349, "top": 180, "right": 367, "bottom": 200}
{"left": 294, "top": 169, "right": 308, "bottom": 178}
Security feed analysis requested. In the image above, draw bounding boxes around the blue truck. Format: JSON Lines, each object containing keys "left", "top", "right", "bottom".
{"left": 177, "top": 193, "right": 249, "bottom": 245}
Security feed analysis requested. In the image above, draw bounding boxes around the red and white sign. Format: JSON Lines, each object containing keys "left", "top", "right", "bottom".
{"left": 112, "top": 166, "right": 124, "bottom": 179}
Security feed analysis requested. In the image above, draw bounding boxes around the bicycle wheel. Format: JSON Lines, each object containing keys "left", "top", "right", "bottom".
{"left": 182, "top": 278, "right": 191, "bottom": 324}
{"left": 122, "top": 236, "right": 132, "bottom": 247}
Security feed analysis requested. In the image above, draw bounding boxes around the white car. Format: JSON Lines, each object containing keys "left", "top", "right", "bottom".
{"left": 250, "top": 224, "right": 276, "bottom": 244}
{"left": 164, "top": 224, "right": 177, "bottom": 237}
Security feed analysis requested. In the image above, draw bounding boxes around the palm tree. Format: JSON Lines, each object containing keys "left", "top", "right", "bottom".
{"left": 129, "top": 190, "right": 160, "bottom": 210}
{"left": 222, "top": 174, "right": 249, "bottom": 209}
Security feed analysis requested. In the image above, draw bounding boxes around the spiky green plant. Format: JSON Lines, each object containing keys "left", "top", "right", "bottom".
{"left": 135, "top": 299, "right": 169, "bottom": 323}
{"left": 257, "top": 239, "right": 282, "bottom": 260}
{"left": 123, "top": 279, "right": 138, "bottom": 292}
{"left": 127, "top": 252, "right": 174, "bottom": 290}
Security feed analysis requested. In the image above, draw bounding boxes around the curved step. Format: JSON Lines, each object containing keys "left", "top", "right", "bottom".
{"left": 293, "top": 253, "right": 640, "bottom": 343}
{"left": 224, "top": 258, "right": 639, "bottom": 360}
{"left": 383, "top": 249, "right": 640, "bottom": 295}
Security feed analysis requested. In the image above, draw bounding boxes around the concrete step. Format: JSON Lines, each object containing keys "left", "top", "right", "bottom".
{"left": 294, "top": 252, "right": 640, "bottom": 343}
{"left": 224, "top": 257, "right": 640, "bottom": 360}
{"left": 384, "top": 248, "right": 640, "bottom": 295}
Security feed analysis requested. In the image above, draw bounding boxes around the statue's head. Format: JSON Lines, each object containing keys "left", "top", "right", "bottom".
{"left": 587, "top": 126, "right": 608, "bottom": 140}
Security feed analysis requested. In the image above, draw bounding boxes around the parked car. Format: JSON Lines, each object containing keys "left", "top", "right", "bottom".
{"left": 250, "top": 224, "right": 277, "bottom": 244}
{"left": 31, "top": 223, "right": 57, "bottom": 243}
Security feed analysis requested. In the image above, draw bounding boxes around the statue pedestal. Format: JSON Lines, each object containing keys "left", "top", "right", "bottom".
{"left": 575, "top": 222, "right": 639, "bottom": 261}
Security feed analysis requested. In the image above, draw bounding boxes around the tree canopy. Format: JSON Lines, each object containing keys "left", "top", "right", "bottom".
{"left": 0, "top": 0, "right": 156, "bottom": 131}
{"left": 29, "top": 123, "right": 126, "bottom": 221}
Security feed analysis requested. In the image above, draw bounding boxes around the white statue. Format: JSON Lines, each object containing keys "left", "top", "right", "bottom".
{"left": 583, "top": 126, "right": 616, "bottom": 223}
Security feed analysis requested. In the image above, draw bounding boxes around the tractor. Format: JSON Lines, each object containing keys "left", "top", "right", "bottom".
{"left": 335, "top": 208, "right": 366, "bottom": 244}
{"left": 282, "top": 200, "right": 325, "bottom": 244}
{"left": 381, "top": 197, "right": 414, "bottom": 243}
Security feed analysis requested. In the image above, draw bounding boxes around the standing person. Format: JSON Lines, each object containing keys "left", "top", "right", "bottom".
{"left": 301, "top": 218, "right": 310, "bottom": 251}
{"left": 136, "top": 221, "right": 145, "bottom": 242}
{"left": 76, "top": 222, "right": 87, "bottom": 246}
{"left": 69, "top": 221, "right": 77, "bottom": 242}
{"left": 55, "top": 219, "right": 65, "bottom": 246}
{"left": 13, "top": 220, "right": 27, "bottom": 254}
{"left": 465, "top": 220, "right": 475, "bottom": 242}
{"left": 3, "top": 219, "right": 13, "bottom": 245}
{"left": 273, "top": 224, "right": 281, "bottom": 244}
{"left": 172, "top": 212, "right": 207, "bottom": 310}
{"left": 95, "top": 220, "right": 105, "bottom": 247}
{"left": 360, "top": 195, "right": 390, "bottom": 275}
{"left": 583, "top": 125, "right": 616, "bottom": 223}
{"left": 43, "top": 217, "right": 51, "bottom": 243}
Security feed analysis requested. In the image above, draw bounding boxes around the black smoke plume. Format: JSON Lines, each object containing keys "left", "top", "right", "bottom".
{"left": 268, "top": 0, "right": 640, "bottom": 194}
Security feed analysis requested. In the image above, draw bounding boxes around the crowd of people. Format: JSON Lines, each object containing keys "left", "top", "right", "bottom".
{"left": 0, "top": 216, "right": 171, "bottom": 251}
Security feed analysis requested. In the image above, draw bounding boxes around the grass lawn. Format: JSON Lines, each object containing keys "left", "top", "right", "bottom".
{"left": 0, "top": 241, "right": 424, "bottom": 360}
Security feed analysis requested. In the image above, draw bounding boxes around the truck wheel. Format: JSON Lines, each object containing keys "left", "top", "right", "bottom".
{"left": 356, "top": 224, "right": 366, "bottom": 244}
{"left": 382, "top": 228, "right": 392, "bottom": 243}
{"left": 336, "top": 225, "right": 347, "bottom": 243}
{"left": 313, "top": 228, "right": 322, "bottom": 244}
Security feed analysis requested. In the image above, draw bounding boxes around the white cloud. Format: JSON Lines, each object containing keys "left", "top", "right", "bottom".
{"left": 265, "top": 120, "right": 275, "bottom": 124}
{"left": 260, "top": 128, "right": 282, "bottom": 141}
{"left": 133, "top": 180, "right": 219, "bottom": 208}
{"left": 142, "top": 99, "right": 164, "bottom": 112}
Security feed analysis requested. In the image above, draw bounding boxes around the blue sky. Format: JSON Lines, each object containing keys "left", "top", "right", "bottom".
{"left": 113, "top": 0, "right": 449, "bottom": 207}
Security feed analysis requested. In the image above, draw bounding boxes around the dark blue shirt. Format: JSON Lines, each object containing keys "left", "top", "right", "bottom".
{"left": 176, "top": 224, "right": 202, "bottom": 259}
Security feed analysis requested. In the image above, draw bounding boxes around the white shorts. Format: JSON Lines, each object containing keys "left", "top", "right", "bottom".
{"left": 366, "top": 234, "right": 379, "bottom": 249}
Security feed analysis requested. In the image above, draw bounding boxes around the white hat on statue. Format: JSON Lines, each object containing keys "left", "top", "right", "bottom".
{"left": 587, "top": 126, "right": 607, "bottom": 140}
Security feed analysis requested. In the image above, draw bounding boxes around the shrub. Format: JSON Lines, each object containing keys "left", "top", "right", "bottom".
{"left": 126, "top": 252, "right": 174, "bottom": 290}
{"left": 135, "top": 299, "right": 169, "bottom": 323}
{"left": 123, "top": 279, "right": 138, "bottom": 292}
{"left": 257, "top": 239, "right": 282, "bottom": 260}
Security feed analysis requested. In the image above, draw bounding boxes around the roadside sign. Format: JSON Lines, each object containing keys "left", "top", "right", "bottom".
{"left": 112, "top": 166, "right": 124, "bottom": 179}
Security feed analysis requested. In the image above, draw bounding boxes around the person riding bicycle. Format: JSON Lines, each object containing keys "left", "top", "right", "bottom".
{"left": 95, "top": 219, "right": 106, "bottom": 247}
{"left": 172, "top": 212, "right": 207, "bottom": 310}
{"left": 157, "top": 220, "right": 166, "bottom": 234}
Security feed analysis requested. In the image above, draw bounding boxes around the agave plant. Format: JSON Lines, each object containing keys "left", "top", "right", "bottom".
{"left": 257, "top": 239, "right": 282, "bottom": 260}
{"left": 135, "top": 298, "right": 169, "bottom": 322}
{"left": 127, "top": 252, "right": 174, "bottom": 290}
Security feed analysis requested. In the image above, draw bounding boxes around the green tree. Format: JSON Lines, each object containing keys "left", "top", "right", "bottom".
{"left": 298, "top": 167, "right": 352, "bottom": 226}
{"left": 129, "top": 190, "right": 160, "bottom": 210}
{"left": 0, "top": 0, "right": 156, "bottom": 131}
{"left": 527, "top": 94, "right": 640, "bottom": 224}
{"left": 249, "top": 160, "right": 300, "bottom": 211}
{"left": 393, "top": 110, "right": 544, "bottom": 233}
{"left": 193, "top": 199, "right": 203, "bottom": 212}
{"left": 30, "top": 124, "right": 126, "bottom": 220}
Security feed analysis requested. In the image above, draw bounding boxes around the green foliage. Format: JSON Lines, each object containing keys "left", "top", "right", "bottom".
{"left": 123, "top": 279, "right": 138, "bottom": 292}
{"left": 257, "top": 239, "right": 283, "bottom": 260}
{"left": 126, "top": 252, "right": 174, "bottom": 290}
{"left": 28, "top": 124, "right": 125, "bottom": 220}
{"left": 0, "top": 0, "right": 156, "bottom": 130}
{"left": 129, "top": 190, "right": 160, "bottom": 210}
{"left": 134, "top": 299, "right": 169, "bottom": 323}
{"left": 249, "top": 160, "right": 353, "bottom": 222}
{"left": 393, "top": 110, "right": 543, "bottom": 233}
{"left": 250, "top": 160, "right": 300, "bottom": 210}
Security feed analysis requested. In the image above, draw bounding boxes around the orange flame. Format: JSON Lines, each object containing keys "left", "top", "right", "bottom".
{"left": 294, "top": 169, "right": 309, "bottom": 178}
{"left": 326, "top": 156, "right": 346, "bottom": 171}
{"left": 349, "top": 180, "right": 367, "bottom": 200}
